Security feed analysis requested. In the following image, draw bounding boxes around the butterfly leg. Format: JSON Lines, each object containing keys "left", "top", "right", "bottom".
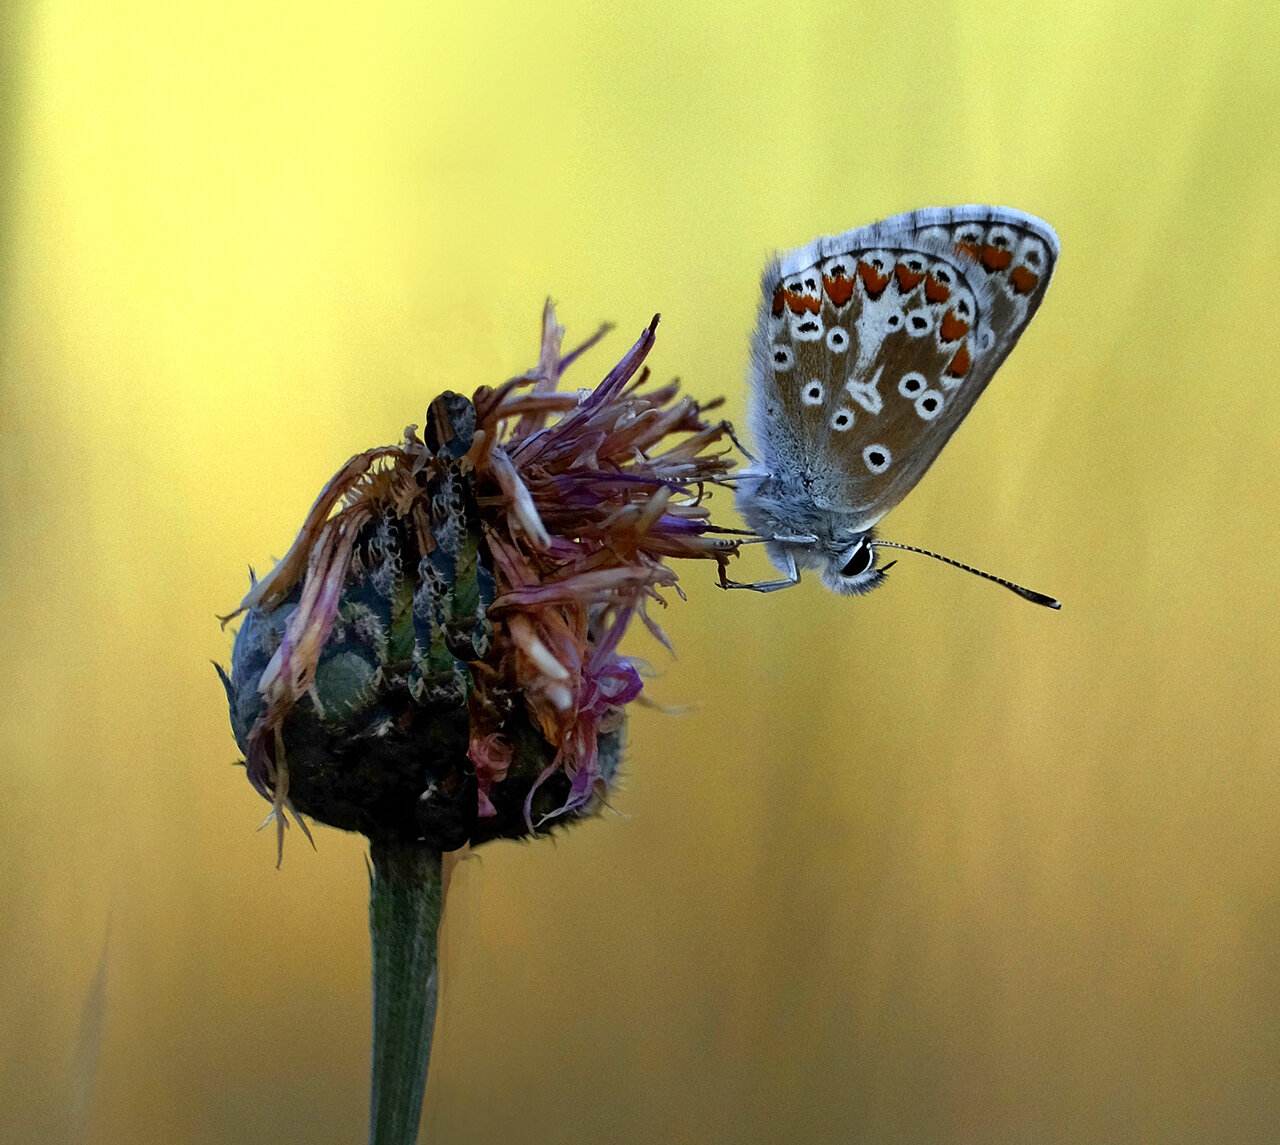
{"left": 723, "top": 421, "right": 757, "bottom": 463}
{"left": 719, "top": 548, "right": 800, "bottom": 593}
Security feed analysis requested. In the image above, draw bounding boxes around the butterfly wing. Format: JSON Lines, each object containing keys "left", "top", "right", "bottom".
{"left": 746, "top": 206, "right": 1059, "bottom": 532}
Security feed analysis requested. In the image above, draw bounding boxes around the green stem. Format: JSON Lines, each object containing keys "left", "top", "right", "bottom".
{"left": 368, "top": 838, "right": 444, "bottom": 1145}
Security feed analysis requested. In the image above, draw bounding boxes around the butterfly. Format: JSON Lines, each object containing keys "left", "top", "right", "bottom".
{"left": 729, "top": 205, "right": 1061, "bottom": 608}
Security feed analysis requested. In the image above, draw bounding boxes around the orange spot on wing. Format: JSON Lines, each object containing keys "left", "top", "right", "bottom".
{"left": 956, "top": 239, "right": 981, "bottom": 261}
{"left": 946, "top": 345, "right": 971, "bottom": 378}
{"left": 981, "top": 244, "right": 1013, "bottom": 272}
{"left": 1009, "top": 265, "right": 1040, "bottom": 294}
{"left": 924, "top": 273, "right": 951, "bottom": 304}
{"left": 894, "top": 263, "right": 925, "bottom": 292}
{"left": 823, "top": 274, "right": 855, "bottom": 308}
{"left": 857, "top": 261, "right": 890, "bottom": 299}
{"left": 784, "top": 290, "right": 821, "bottom": 315}
{"left": 939, "top": 310, "right": 970, "bottom": 343}
{"left": 771, "top": 286, "right": 784, "bottom": 317}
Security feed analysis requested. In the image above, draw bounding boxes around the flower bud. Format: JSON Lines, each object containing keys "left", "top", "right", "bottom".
{"left": 220, "top": 305, "right": 738, "bottom": 858}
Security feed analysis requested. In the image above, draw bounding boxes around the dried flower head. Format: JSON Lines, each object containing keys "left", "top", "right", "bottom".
{"left": 220, "top": 303, "right": 739, "bottom": 858}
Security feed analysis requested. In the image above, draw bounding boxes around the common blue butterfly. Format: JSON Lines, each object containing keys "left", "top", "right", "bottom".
{"left": 730, "top": 205, "right": 1060, "bottom": 607}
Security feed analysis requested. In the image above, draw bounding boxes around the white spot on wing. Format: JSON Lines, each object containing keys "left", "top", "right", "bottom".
{"left": 914, "top": 391, "right": 944, "bottom": 420}
{"left": 782, "top": 271, "right": 821, "bottom": 296}
{"left": 780, "top": 272, "right": 823, "bottom": 341}
{"left": 819, "top": 256, "right": 857, "bottom": 312}
{"left": 830, "top": 408, "right": 854, "bottom": 431}
{"left": 949, "top": 285, "right": 976, "bottom": 324}
{"left": 894, "top": 254, "right": 927, "bottom": 299}
{"left": 853, "top": 292, "right": 902, "bottom": 375}
{"left": 1016, "top": 234, "right": 1048, "bottom": 271}
{"left": 859, "top": 250, "right": 895, "bottom": 280}
{"left": 825, "top": 327, "right": 849, "bottom": 354}
{"left": 801, "top": 380, "right": 824, "bottom": 406}
{"left": 929, "top": 263, "right": 958, "bottom": 290}
{"left": 939, "top": 358, "right": 966, "bottom": 392}
{"left": 985, "top": 224, "right": 1016, "bottom": 254}
{"left": 862, "top": 445, "right": 891, "bottom": 474}
{"left": 898, "top": 372, "right": 927, "bottom": 399}
{"left": 790, "top": 312, "right": 824, "bottom": 341}
{"left": 906, "top": 308, "right": 934, "bottom": 338}
{"left": 845, "top": 364, "right": 884, "bottom": 415}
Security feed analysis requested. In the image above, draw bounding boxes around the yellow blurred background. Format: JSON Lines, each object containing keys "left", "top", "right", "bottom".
{"left": 3, "top": 2, "right": 1279, "bottom": 1142}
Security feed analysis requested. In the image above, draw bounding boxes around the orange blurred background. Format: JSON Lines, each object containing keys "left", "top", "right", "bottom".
{"left": 4, "top": 2, "right": 1280, "bottom": 1142}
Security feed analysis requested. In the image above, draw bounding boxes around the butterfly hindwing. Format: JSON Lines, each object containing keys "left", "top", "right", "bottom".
{"left": 748, "top": 206, "right": 1058, "bottom": 531}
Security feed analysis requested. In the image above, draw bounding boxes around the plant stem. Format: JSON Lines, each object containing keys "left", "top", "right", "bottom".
{"left": 368, "top": 838, "right": 443, "bottom": 1145}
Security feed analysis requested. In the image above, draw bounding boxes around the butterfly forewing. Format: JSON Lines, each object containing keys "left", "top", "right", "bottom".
{"left": 749, "top": 206, "right": 1058, "bottom": 531}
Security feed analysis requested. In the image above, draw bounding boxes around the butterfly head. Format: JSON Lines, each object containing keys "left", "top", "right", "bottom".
{"left": 735, "top": 469, "right": 895, "bottom": 596}
{"left": 818, "top": 531, "right": 893, "bottom": 596}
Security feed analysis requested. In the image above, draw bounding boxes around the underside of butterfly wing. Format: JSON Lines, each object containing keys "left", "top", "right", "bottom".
{"left": 744, "top": 207, "right": 1059, "bottom": 538}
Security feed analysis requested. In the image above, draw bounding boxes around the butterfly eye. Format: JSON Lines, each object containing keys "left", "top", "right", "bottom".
{"left": 839, "top": 542, "right": 875, "bottom": 578}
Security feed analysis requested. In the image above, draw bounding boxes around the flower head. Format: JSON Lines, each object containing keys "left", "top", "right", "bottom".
{"left": 220, "top": 303, "right": 739, "bottom": 858}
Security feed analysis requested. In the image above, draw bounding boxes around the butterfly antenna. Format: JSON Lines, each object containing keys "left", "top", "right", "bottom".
{"left": 870, "top": 540, "right": 1061, "bottom": 610}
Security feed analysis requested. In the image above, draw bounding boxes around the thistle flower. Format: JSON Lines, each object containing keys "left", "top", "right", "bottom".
{"left": 220, "top": 302, "right": 738, "bottom": 856}
{"left": 218, "top": 303, "right": 740, "bottom": 1144}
